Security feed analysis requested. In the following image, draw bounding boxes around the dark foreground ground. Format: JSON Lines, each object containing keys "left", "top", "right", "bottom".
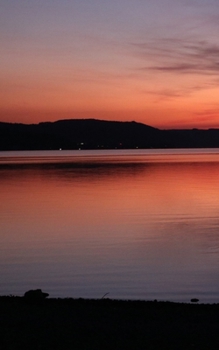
{"left": 1, "top": 297, "right": 219, "bottom": 350}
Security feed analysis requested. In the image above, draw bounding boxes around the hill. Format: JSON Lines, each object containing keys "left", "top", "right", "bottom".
{"left": 0, "top": 119, "right": 219, "bottom": 150}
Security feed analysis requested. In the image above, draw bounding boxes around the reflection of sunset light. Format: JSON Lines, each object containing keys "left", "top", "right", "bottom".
{"left": 1, "top": 159, "right": 219, "bottom": 242}
{"left": 2, "top": 154, "right": 219, "bottom": 300}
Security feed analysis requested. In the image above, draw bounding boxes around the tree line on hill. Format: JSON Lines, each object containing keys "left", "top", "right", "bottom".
{"left": 0, "top": 119, "right": 219, "bottom": 150}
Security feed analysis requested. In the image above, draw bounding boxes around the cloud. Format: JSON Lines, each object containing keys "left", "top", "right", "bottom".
{"left": 140, "top": 88, "right": 189, "bottom": 102}
{"left": 139, "top": 78, "right": 219, "bottom": 102}
{"left": 132, "top": 38, "right": 219, "bottom": 76}
{"left": 193, "top": 107, "right": 219, "bottom": 119}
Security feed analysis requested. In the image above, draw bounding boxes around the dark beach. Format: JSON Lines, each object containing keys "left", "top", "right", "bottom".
{"left": 1, "top": 296, "right": 219, "bottom": 350}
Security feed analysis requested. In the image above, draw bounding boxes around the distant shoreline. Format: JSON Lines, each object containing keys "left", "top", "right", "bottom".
{"left": 2, "top": 118, "right": 219, "bottom": 150}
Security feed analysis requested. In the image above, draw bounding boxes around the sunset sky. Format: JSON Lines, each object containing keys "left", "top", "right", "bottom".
{"left": 1, "top": 0, "right": 219, "bottom": 129}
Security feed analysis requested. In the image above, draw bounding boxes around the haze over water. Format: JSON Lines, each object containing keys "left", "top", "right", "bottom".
{"left": 1, "top": 149, "right": 219, "bottom": 303}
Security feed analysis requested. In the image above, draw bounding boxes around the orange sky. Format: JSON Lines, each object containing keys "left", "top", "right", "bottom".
{"left": 1, "top": 1, "right": 219, "bottom": 129}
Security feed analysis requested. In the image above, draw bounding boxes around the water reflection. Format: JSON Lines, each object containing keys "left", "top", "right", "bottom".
{"left": 1, "top": 151, "right": 219, "bottom": 302}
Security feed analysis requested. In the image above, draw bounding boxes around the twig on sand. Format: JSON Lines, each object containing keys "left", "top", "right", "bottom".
{"left": 101, "top": 293, "right": 109, "bottom": 299}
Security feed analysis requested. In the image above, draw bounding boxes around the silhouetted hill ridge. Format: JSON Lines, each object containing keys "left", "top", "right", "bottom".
{"left": 0, "top": 118, "right": 219, "bottom": 150}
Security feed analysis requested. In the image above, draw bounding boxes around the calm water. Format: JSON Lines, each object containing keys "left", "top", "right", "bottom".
{"left": 1, "top": 149, "right": 219, "bottom": 303}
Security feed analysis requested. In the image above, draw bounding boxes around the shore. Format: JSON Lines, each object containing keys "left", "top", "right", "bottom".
{"left": 1, "top": 296, "right": 219, "bottom": 349}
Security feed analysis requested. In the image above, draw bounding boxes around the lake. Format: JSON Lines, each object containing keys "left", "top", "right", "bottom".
{"left": 1, "top": 149, "right": 219, "bottom": 303}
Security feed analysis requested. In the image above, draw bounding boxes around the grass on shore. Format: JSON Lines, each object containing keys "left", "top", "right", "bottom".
{"left": 1, "top": 296, "right": 219, "bottom": 349}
